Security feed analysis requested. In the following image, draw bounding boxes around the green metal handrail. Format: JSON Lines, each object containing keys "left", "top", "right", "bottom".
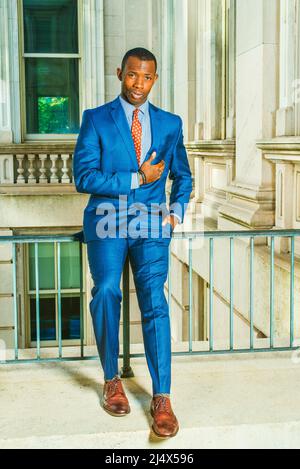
{"left": 0, "top": 229, "right": 299, "bottom": 376}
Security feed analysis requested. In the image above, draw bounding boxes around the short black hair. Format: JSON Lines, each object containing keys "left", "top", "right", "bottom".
{"left": 121, "top": 47, "right": 157, "bottom": 73}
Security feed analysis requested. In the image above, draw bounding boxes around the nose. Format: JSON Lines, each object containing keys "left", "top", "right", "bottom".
{"left": 134, "top": 78, "right": 144, "bottom": 90}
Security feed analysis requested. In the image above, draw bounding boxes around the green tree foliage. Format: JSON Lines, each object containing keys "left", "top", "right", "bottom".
{"left": 38, "top": 96, "right": 69, "bottom": 133}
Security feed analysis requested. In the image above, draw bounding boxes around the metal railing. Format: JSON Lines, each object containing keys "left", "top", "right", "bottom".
{"left": 0, "top": 229, "right": 299, "bottom": 377}
{"left": 0, "top": 235, "right": 84, "bottom": 363}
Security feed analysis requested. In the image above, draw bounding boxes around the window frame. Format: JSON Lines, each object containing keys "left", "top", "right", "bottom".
{"left": 24, "top": 240, "right": 86, "bottom": 348}
{"left": 18, "top": 0, "right": 83, "bottom": 141}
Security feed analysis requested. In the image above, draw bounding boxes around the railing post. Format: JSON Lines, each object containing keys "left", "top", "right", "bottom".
{"left": 57, "top": 242, "right": 62, "bottom": 358}
{"left": 209, "top": 237, "right": 214, "bottom": 352}
{"left": 250, "top": 237, "right": 254, "bottom": 349}
{"left": 12, "top": 243, "right": 18, "bottom": 360}
{"left": 189, "top": 237, "right": 193, "bottom": 352}
{"left": 79, "top": 242, "right": 84, "bottom": 358}
{"left": 34, "top": 242, "right": 40, "bottom": 359}
{"left": 270, "top": 236, "right": 275, "bottom": 349}
{"left": 290, "top": 236, "right": 295, "bottom": 348}
{"left": 229, "top": 237, "right": 234, "bottom": 351}
{"left": 121, "top": 255, "right": 134, "bottom": 378}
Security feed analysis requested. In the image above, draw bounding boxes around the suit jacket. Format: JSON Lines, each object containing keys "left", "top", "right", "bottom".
{"left": 73, "top": 96, "right": 192, "bottom": 243}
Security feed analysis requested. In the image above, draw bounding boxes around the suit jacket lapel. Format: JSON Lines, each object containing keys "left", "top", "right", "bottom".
{"left": 109, "top": 97, "right": 139, "bottom": 169}
{"left": 147, "top": 102, "right": 162, "bottom": 163}
{"left": 109, "top": 97, "right": 163, "bottom": 169}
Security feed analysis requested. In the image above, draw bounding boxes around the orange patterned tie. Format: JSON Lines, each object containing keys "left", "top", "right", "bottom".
{"left": 131, "top": 108, "right": 142, "bottom": 167}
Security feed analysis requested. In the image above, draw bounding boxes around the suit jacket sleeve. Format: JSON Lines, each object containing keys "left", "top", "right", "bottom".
{"left": 73, "top": 109, "right": 133, "bottom": 197}
{"left": 168, "top": 118, "right": 193, "bottom": 223}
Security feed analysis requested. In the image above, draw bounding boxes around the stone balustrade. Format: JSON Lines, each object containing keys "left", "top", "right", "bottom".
{"left": 185, "top": 140, "right": 236, "bottom": 220}
{"left": 258, "top": 138, "right": 300, "bottom": 255}
{"left": 0, "top": 143, "right": 75, "bottom": 185}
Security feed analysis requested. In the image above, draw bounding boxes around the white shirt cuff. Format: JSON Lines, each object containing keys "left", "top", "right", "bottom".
{"left": 131, "top": 172, "right": 140, "bottom": 189}
{"left": 171, "top": 212, "right": 182, "bottom": 224}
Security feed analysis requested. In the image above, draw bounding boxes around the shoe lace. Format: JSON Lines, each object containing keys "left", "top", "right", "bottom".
{"left": 154, "top": 396, "right": 172, "bottom": 413}
{"left": 107, "top": 377, "right": 125, "bottom": 396}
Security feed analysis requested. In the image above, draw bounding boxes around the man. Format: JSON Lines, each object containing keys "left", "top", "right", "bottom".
{"left": 73, "top": 47, "right": 192, "bottom": 438}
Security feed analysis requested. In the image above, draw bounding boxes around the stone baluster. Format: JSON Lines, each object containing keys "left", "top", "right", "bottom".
{"left": 50, "top": 154, "right": 59, "bottom": 183}
{"left": 38, "top": 154, "right": 48, "bottom": 183}
{"left": 0, "top": 155, "right": 14, "bottom": 183}
{"left": 16, "top": 154, "right": 25, "bottom": 184}
{"left": 27, "top": 154, "right": 37, "bottom": 184}
{"left": 61, "top": 154, "right": 71, "bottom": 183}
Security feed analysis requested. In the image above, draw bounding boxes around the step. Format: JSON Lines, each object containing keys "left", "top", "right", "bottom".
{"left": 1, "top": 352, "right": 300, "bottom": 448}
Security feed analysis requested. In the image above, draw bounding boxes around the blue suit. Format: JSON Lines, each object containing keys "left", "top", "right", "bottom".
{"left": 73, "top": 96, "right": 192, "bottom": 394}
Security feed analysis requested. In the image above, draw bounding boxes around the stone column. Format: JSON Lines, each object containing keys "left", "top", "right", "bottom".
{"left": 295, "top": 1, "right": 300, "bottom": 135}
{"left": 194, "top": 0, "right": 205, "bottom": 140}
{"left": 82, "top": 0, "right": 105, "bottom": 109}
{"left": 195, "top": 0, "right": 224, "bottom": 141}
{"left": 0, "top": 0, "right": 12, "bottom": 143}
{"left": 218, "top": 0, "right": 280, "bottom": 230}
{"left": 276, "top": 0, "right": 299, "bottom": 136}
{"left": 173, "top": 0, "right": 197, "bottom": 141}
{"left": 195, "top": 0, "right": 235, "bottom": 141}
{"left": 225, "top": 0, "right": 236, "bottom": 140}
{"left": 160, "top": 0, "right": 174, "bottom": 113}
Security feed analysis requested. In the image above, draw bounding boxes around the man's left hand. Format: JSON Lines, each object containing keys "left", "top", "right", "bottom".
{"left": 162, "top": 214, "right": 179, "bottom": 230}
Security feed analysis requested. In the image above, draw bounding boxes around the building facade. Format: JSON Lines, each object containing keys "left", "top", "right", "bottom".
{"left": 1, "top": 0, "right": 300, "bottom": 355}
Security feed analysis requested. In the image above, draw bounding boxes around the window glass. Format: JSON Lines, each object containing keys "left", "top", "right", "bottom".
{"left": 62, "top": 296, "right": 80, "bottom": 340}
{"left": 29, "top": 243, "right": 55, "bottom": 290}
{"left": 28, "top": 242, "right": 83, "bottom": 344}
{"left": 61, "top": 242, "right": 80, "bottom": 289}
{"left": 30, "top": 296, "right": 56, "bottom": 341}
{"left": 23, "top": 0, "right": 78, "bottom": 54}
{"left": 25, "top": 58, "right": 79, "bottom": 134}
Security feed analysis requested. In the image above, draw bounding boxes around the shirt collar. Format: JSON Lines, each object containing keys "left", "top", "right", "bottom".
{"left": 118, "top": 94, "right": 149, "bottom": 117}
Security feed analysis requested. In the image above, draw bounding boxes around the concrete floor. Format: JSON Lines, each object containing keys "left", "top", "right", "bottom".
{"left": 1, "top": 351, "right": 300, "bottom": 448}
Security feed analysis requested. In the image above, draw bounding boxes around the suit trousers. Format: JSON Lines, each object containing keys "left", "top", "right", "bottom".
{"left": 86, "top": 225, "right": 172, "bottom": 395}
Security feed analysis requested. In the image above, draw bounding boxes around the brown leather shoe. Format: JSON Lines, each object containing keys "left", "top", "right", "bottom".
{"left": 102, "top": 376, "right": 130, "bottom": 417}
{"left": 150, "top": 395, "right": 179, "bottom": 438}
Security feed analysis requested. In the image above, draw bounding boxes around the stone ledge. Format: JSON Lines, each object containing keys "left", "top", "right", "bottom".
{"left": 0, "top": 142, "right": 76, "bottom": 154}
{"left": 1, "top": 353, "right": 300, "bottom": 448}
{"left": 1, "top": 421, "right": 300, "bottom": 449}
{"left": 0, "top": 184, "right": 81, "bottom": 196}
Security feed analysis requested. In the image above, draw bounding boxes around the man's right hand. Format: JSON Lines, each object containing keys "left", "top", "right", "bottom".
{"left": 139, "top": 152, "right": 165, "bottom": 185}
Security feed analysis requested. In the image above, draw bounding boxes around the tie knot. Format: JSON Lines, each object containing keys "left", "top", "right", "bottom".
{"left": 133, "top": 108, "right": 139, "bottom": 117}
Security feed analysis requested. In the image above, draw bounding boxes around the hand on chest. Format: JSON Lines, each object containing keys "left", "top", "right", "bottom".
{"left": 98, "top": 114, "right": 175, "bottom": 172}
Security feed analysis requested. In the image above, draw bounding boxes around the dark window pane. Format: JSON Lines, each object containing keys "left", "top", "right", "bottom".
{"left": 25, "top": 58, "right": 79, "bottom": 134}
{"left": 61, "top": 296, "right": 80, "bottom": 340}
{"left": 23, "top": 0, "right": 78, "bottom": 54}
{"left": 29, "top": 243, "right": 55, "bottom": 290}
{"left": 30, "top": 296, "right": 56, "bottom": 341}
{"left": 61, "top": 242, "right": 80, "bottom": 289}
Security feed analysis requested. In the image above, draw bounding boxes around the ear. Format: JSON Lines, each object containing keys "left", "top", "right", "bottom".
{"left": 116, "top": 67, "right": 122, "bottom": 81}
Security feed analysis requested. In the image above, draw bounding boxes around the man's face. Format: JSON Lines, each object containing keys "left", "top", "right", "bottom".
{"left": 117, "top": 56, "right": 158, "bottom": 107}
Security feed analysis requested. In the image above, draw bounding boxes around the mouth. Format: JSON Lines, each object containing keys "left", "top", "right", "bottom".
{"left": 130, "top": 91, "right": 144, "bottom": 100}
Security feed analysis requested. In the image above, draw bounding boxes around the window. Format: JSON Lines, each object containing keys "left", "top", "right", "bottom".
{"left": 26, "top": 241, "right": 84, "bottom": 346}
{"left": 21, "top": 0, "right": 80, "bottom": 138}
